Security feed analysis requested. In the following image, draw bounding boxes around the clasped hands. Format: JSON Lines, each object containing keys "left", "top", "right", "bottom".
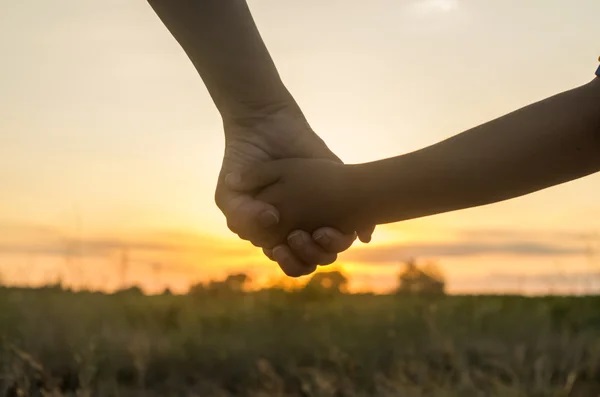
{"left": 215, "top": 109, "right": 374, "bottom": 277}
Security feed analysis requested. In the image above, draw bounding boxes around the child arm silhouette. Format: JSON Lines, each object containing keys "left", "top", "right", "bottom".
{"left": 227, "top": 77, "right": 600, "bottom": 243}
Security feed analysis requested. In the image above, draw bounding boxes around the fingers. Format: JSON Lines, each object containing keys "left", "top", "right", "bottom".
{"left": 357, "top": 225, "right": 376, "bottom": 243}
{"left": 216, "top": 163, "right": 283, "bottom": 246}
{"left": 264, "top": 239, "right": 335, "bottom": 273}
{"left": 216, "top": 183, "right": 281, "bottom": 244}
{"left": 272, "top": 245, "right": 317, "bottom": 277}
{"left": 287, "top": 230, "right": 337, "bottom": 266}
{"left": 263, "top": 230, "right": 340, "bottom": 278}
{"left": 225, "top": 194, "right": 279, "bottom": 230}
{"left": 225, "top": 163, "right": 281, "bottom": 192}
{"left": 263, "top": 247, "right": 274, "bottom": 261}
{"left": 312, "top": 228, "right": 357, "bottom": 253}
{"left": 265, "top": 229, "right": 355, "bottom": 274}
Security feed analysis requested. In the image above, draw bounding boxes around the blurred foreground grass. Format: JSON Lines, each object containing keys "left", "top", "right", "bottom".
{"left": 1, "top": 287, "right": 600, "bottom": 396}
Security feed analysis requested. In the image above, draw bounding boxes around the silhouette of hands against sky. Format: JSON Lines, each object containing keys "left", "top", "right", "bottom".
{"left": 148, "top": 0, "right": 375, "bottom": 277}
{"left": 225, "top": 78, "right": 600, "bottom": 246}
{"left": 149, "top": 0, "right": 599, "bottom": 276}
{"left": 217, "top": 108, "right": 374, "bottom": 277}
{"left": 225, "top": 158, "right": 363, "bottom": 252}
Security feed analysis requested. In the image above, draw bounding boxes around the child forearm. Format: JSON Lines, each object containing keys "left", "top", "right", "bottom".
{"left": 353, "top": 78, "right": 600, "bottom": 225}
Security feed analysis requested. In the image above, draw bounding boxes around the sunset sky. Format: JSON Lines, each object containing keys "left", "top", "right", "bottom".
{"left": 1, "top": 0, "right": 600, "bottom": 294}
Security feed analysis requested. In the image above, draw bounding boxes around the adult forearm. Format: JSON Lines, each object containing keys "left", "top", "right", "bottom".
{"left": 356, "top": 78, "right": 600, "bottom": 225}
{"left": 147, "top": 0, "right": 298, "bottom": 120}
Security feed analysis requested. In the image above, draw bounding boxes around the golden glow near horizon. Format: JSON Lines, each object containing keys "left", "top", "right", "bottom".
{"left": 1, "top": 0, "right": 600, "bottom": 293}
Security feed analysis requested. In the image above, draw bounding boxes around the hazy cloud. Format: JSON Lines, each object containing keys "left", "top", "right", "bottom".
{"left": 0, "top": 223, "right": 595, "bottom": 264}
{"left": 0, "top": 221, "right": 61, "bottom": 238}
{"left": 0, "top": 239, "right": 179, "bottom": 257}
{"left": 347, "top": 241, "right": 585, "bottom": 263}
{"left": 457, "top": 228, "right": 598, "bottom": 243}
{"left": 0, "top": 223, "right": 249, "bottom": 259}
{"left": 408, "top": 0, "right": 459, "bottom": 15}
{"left": 484, "top": 270, "right": 600, "bottom": 285}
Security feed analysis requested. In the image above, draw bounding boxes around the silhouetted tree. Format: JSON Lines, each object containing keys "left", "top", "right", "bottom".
{"left": 396, "top": 259, "right": 446, "bottom": 296}
{"left": 114, "top": 285, "right": 144, "bottom": 296}
{"left": 188, "top": 273, "right": 251, "bottom": 297}
{"left": 188, "top": 282, "right": 207, "bottom": 296}
{"left": 223, "top": 273, "right": 250, "bottom": 293}
{"left": 303, "top": 271, "right": 349, "bottom": 298}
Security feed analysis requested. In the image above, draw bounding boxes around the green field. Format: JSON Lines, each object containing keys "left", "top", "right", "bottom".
{"left": 1, "top": 286, "right": 599, "bottom": 396}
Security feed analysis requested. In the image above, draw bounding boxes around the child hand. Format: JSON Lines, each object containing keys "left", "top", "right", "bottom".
{"left": 225, "top": 159, "right": 364, "bottom": 249}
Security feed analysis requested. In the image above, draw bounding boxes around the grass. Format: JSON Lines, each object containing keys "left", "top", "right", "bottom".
{"left": 1, "top": 286, "right": 600, "bottom": 396}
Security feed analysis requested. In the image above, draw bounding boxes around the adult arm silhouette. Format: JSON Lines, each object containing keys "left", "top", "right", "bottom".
{"left": 147, "top": 0, "right": 374, "bottom": 276}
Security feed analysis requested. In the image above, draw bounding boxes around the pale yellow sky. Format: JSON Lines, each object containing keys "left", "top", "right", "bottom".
{"left": 1, "top": 0, "right": 599, "bottom": 293}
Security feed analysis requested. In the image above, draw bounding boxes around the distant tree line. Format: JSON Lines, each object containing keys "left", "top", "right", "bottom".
{"left": 185, "top": 258, "right": 446, "bottom": 298}
{"left": 0, "top": 258, "right": 445, "bottom": 297}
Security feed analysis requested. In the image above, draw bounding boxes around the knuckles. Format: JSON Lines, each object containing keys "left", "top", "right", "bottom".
{"left": 233, "top": 224, "right": 286, "bottom": 249}
{"left": 279, "top": 262, "right": 316, "bottom": 278}
{"left": 214, "top": 186, "right": 227, "bottom": 213}
{"left": 318, "top": 253, "right": 338, "bottom": 266}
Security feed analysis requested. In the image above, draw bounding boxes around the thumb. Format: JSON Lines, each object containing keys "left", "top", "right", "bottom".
{"left": 357, "top": 225, "right": 376, "bottom": 243}
{"left": 225, "top": 163, "right": 281, "bottom": 192}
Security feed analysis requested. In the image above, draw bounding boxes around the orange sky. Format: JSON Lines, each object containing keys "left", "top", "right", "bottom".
{"left": 1, "top": 0, "right": 600, "bottom": 294}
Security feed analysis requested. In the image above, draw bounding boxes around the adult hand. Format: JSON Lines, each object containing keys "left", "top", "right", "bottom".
{"left": 215, "top": 107, "right": 375, "bottom": 276}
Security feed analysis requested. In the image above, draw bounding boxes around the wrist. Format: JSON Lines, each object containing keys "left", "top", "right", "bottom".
{"left": 222, "top": 98, "right": 304, "bottom": 128}
{"left": 345, "top": 154, "right": 431, "bottom": 226}
{"left": 342, "top": 163, "right": 381, "bottom": 229}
